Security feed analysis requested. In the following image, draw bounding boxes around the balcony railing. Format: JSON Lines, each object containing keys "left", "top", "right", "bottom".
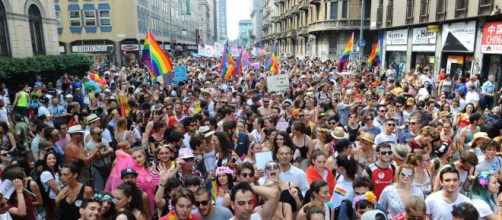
{"left": 308, "top": 19, "right": 370, "bottom": 33}
{"left": 479, "top": 0, "right": 493, "bottom": 15}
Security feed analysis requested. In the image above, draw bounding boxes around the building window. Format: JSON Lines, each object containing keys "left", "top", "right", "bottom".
{"left": 455, "top": 0, "right": 468, "bottom": 17}
{"left": 0, "top": 1, "right": 9, "bottom": 56}
{"left": 341, "top": 0, "right": 348, "bottom": 18}
{"left": 55, "top": 10, "right": 62, "bottom": 28}
{"left": 69, "top": 10, "right": 81, "bottom": 27}
{"left": 479, "top": 0, "right": 493, "bottom": 15}
{"left": 28, "top": 4, "right": 45, "bottom": 55}
{"left": 420, "top": 0, "right": 429, "bottom": 22}
{"left": 406, "top": 0, "right": 414, "bottom": 24}
{"left": 99, "top": 10, "right": 111, "bottom": 26}
{"left": 83, "top": 10, "right": 96, "bottom": 26}
{"left": 330, "top": 0, "right": 338, "bottom": 19}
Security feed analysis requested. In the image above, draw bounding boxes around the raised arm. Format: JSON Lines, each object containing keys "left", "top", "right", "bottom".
{"left": 252, "top": 185, "right": 279, "bottom": 220}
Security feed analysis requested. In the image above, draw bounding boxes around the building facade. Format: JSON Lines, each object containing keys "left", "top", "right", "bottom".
{"left": 370, "top": 0, "right": 502, "bottom": 81}
{"left": 56, "top": 0, "right": 200, "bottom": 66}
{"left": 261, "top": 0, "right": 370, "bottom": 60}
{"left": 238, "top": 19, "right": 253, "bottom": 47}
{"left": 198, "top": 0, "right": 216, "bottom": 45}
{"left": 216, "top": 0, "right": 227, "bottom": 42}
{"left": 0, "top": 0, "right": 59, "bottom": 58}
{"left": 250, "top": 0, "right": 263, "bottom": 45}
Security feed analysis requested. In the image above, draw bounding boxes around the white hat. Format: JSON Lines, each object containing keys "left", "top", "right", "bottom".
{"left": 86, "top": 114, "right": 100, "bottom": 124}
{"left": 198, "top": 126, "right": 215, "bottom": 138}
{"left": 68, "top": 125, "right": 84, "bottom": 134}
{"left": 65, "top": 94, "right": 73, "bottom": 99}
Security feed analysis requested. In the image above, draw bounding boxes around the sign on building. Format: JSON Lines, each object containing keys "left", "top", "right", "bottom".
{"left": 385, "top": 29, "right": 408, "bottom": 45}
{"left": 481, "top": 21, "right": 502, "bottom": 54}
{"left": 72, "top": 45, "right": 114, "bottom": 53}
{"left": 441, "top": 21, "right": 476, "bottom": 52}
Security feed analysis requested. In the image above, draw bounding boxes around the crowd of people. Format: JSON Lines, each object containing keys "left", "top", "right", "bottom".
{"left": 0, "top": 55, "right": 501, "bottom": 220}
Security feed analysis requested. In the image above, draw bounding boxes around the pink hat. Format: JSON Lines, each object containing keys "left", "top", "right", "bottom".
{"left": 216, "top": 166, "right": 233, "bottom": 176}
{"left": 179, "top": 148, "right": 194, "bottom": 159}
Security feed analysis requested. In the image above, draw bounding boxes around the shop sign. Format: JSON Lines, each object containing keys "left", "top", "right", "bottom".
{"left": 441, "top": 21, "right": 476, "bottom": 52}
{"left": 412, "top": 27, "right": 436, "bottom": 44}
{"left": 427, "top": 25, "right": 440, "bottom": 33}
{"left": 385, "top": 29, "right": 408, "bottom": 45}
{"left": 481, "top": 21, "right": 502, "bottom": 54}
{"left": 121, "top": 44, "right": 139, "bottom": 51}
{"left": 72, "top": 45, "right": 113, "bottom": 53}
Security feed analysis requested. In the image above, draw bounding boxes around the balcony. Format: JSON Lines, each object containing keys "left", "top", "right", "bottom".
{"left": 308, "top": 19, "right": 370, "bottom": 33}
{"left": 299, "top": 26, "right": 308, "bottom": 35}
{"left": 299, "top": 0, "right": 309, "bottom": 10}
{"left": 292, "top": 5, "right": 300, "bottom": 14}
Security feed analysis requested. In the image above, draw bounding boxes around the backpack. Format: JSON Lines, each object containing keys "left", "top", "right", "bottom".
{"left": 335, "top": 199, "right": 355, "bottom": 220}
{"left": 480, "top": 118, "right": 502, "bottom": 138}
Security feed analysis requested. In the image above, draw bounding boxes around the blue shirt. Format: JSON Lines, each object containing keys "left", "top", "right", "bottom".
{"left": 48, "top": 104, "right": 66, "bottom": 117}
{"left": 482, "top": 81, "right": 494, "bottom": 95}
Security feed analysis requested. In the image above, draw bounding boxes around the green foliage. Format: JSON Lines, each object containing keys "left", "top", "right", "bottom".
{"left": 0, "top": 53, "right": 93, "bottom": 91}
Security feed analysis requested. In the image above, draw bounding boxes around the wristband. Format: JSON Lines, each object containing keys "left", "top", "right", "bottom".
{"left": 160, "top": 184, "right": 166, "bottom": 187}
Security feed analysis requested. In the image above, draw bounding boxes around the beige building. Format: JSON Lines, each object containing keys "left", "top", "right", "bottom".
{"left": 261, "top": 0, "right": 370, "bottom": 60}
{"left": 370, "top": 0, "right": 502, "bottom": 80}
{"left": 56, "top": 0, "right": 200, "bottom": 66}
{"left": 0, "top": 0, "right": 60, "bottom": 58}
{"left": 199, "top": 0, "right": 216, "bottom": 45}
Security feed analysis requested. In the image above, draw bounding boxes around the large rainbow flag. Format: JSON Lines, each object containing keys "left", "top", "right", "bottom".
{"left": 141, "top": 31, "right": 174, "bottom": 83}
{"left": 265, "top": 46, "right": 279, "bottom": 74}
{"left": 337, "top": 33, "right": 354, "bottom": 71}
{"left": 219, "top": 42, "right": 236, "bottom": 80}
{"left": 367, "top": 41, "right": 381, "bottom": 71}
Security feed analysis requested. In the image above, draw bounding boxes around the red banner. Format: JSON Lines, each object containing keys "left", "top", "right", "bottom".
{"left": 482, "top": 22, "right": 502, "bottom": 54}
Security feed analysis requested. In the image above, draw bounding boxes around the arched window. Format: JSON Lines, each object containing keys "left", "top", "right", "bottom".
{"left": 28, "top": 4, "right": 45, "bottom": 55}
{"left": 0, "top": 1, "right": 10, "bottom": 56}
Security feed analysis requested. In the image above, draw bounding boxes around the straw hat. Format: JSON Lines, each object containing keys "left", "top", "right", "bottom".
{"left": 331, "top": 127, "right": 349, "bottom": 140}
{"left": 357, "top": 132, "right": 375, "bottom": 144}
{"left": 469, "top": 132, "right": 490, "bottom": 148}
{"left": 391, "top": 144, "right": 411, "bottom": 161}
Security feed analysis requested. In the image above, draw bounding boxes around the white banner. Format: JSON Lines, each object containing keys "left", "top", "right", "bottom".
{"left": 267, "top": 75, "right": 290, "bottom": 92}
{"left": 385, "top": 29, "right": 408, "bottom": 45}
{"left": 198, "top": 45, "right": 215, "bottom": 57}
{"left": 412, "top": 27, "right": 436, "bottom": 45}
{"left": 121, "top": 44, "right": 139, "bottom": 51}
{"left": 441, "top": 21, "right": 476, "bottom": 52}
{"left": 72, "top": 45, "right": 113, "bottom": 53}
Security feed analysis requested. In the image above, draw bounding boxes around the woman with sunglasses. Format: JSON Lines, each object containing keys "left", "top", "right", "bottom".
{"left": 469, "top": 171, "right": 502, "bottom": 220}
{"left": 405, "top": 151, "right": 432, "bottom": 197}
{"left": 155, "top": 144, "right": 175, "bottom": 169}
{"left": 39, "top": 151, "right": 62, "bottom": 219}
{"left": 378, "top": 164, "right": 424, "bottom": 218}
{"left": 92, "top": 191, "right": 115, "bottom": 220}
{"left": 390, "top": 196, "right": 428, "bottom": 220}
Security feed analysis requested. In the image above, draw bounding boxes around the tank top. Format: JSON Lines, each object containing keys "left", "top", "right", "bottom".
{"left": 59, "top": 184, "right": 86, "bottom": 220}
{"left": 17, "top": 91, "right": 28, "bottom": 107}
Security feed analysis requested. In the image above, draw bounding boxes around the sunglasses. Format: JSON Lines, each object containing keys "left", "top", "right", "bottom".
{"left": 298, "top": 115, "right": 305, "bottom": 117}
{"left": 387, "top": 123, "right": 396, "bottom": 127}
{"left": 328, "top": 121, "right": 337, "bottom": 125}
{"left": 365, "top": 118, "right": 372, "bottom": 121}
{"left": 380, "top": 110, "right": 387, "bottom": 112}
{"left": 406, "top": 217, "right": 425, "bottom": 220}
{"left": 240, "top": 172, "right": 254, "bottom": 178}
{"left": 400, "top": 172, "right": 413, "bottom": 178}
{"left": 266, "top": 164, "right": 279, "bottom": 170}
{"left": 409, "top": 122, "right": 417, "bottom": 125}
{"left": 93, "top": 193, "right": 112, "bottom": 201}
{"left": 195, "top": 200, "right": 210, "bottom": 207}
{"left": 380, "top": 151, "right": 392, "bottom": 155}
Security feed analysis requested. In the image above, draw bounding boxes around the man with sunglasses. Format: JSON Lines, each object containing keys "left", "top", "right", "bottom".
{"left": 374, "top": 119, "right": 398, "bottom": 146}
{"left": 363, "top": 143, "right": 396, "bottom": 200}
{"left": 192, "top": 188, "right": 232, "bottom": 220}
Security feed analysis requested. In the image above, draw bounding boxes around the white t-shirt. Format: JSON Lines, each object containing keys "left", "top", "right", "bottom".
{"left": 374, "top": 133, "right": 397, "bottom": 145}
{"left": 472, "top": 199, "right": 496, "bottom": 219}
{"left": 425, "top": 191, "right": 472, "bottom": 220}
{"left": 40, "top": 171, "right": 61, "bottom": 199}
{"left": 330, "top": 176, "right": 353, "bottom": 208}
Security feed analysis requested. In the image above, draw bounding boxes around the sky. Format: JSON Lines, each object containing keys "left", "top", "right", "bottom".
{"left": 227, "top": 0, "right": 251, "bottom": 40}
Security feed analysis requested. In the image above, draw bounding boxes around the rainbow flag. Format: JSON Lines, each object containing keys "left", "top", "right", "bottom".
{"left": 367, "top": 41, "right": 381, "bottom": 71}
{"left": 236, "top": 49, "right": 243, "bottom": 77}
{"left": 265, "top": 46, "right": 279, "bottom": 74}
{"left": 242, "top": 50, "right": 251, "bottom": 67}
{"left": 334, "top": 187, "right": 347, "bottom": 196}
{"left": 337, "top": 33, "right": 354, "bottom": 71}
{"left": 219, "top": 42, "right": 236, "bottom": 80}
{"left": 141, "top": 31, "right": 174, "bottom": 82}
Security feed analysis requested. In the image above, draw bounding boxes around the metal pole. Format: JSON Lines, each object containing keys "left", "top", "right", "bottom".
{"left": 359, "top": 0, "right": 364, "bottom": 62}
{"left": 169, "top": 0, "right": 174, "bottom": 56}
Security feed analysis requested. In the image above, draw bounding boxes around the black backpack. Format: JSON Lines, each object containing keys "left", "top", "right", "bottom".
{"left": 480, "top": 118, "right": 502, "bottom": 138}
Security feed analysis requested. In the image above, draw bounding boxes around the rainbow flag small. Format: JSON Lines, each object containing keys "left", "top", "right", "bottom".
{"left": 141, "top": 31, "right": 174, "bottom": 83}
{"left": 219, "top": 42, "right": 236, "bottom": 80}
{"left": 367, "top": 41, "right": 381, "bottom": 71}
{"left": 242, "top": 50, "right": 251, "bottom": 67}
{"left": 236, "top": 49, "right": 243, "bottom": 77}
{"left": 334, "top": 187, "right": 347, "bottom": 196}
{"left": 265, "top": 46, "right": 279, "bottom": 74}
{"left": 337, "top": 33, "right": 354, "bottom": 71}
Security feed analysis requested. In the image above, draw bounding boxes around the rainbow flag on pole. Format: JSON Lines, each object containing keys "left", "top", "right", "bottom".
{"left": 367, "top": 41, "right": 381, "bottom": 71}
{"left": 141, "top": 31, "right": 174, "bottom": 83}
{"left": 337, "top": 33, "right": 354, "bottom": 71}
{"left": 265, "top": 46, "right": 279, "bottom": 74}
{"left": 219, "top": 42, "right": 236, "bottom": 80}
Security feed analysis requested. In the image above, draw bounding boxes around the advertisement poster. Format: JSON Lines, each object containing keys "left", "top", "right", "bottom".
{"left": 441, "top": 21, "right": 476, "bottom": 52}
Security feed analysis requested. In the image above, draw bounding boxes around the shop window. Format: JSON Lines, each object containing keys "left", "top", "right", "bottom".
{"left": 0, "top": 1, "right": 9, "bottom": 56}
{"left": 84, "top": 10, "right": 96, "bottom": 26}
{"left": 28, "top": 4, "right": 45, "bottom": 55}
{"left": 99, "top": 10, "right": 111, "bottom": 26}
{"left": 69, "top": 10, "right": 82, "bottom": 27}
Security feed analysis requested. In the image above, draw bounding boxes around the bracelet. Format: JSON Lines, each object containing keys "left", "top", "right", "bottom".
{"left": 16, "top": 191, "right": 23, "bottom": 194}
{"left": 159, "top": 184, "right": 166, "bottom": 187}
